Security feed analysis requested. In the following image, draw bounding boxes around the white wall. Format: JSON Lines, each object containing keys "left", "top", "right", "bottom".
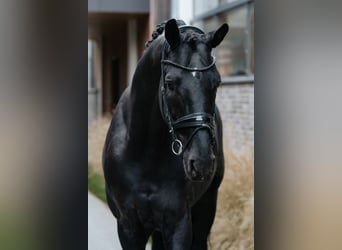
{"left": 127, "top": 18, "right": 138, "bottom": 86}
{"left": 171, "top": 0, "right": 193, "bottom": 24}
{"left": 216, "top": 84, "right": 254, "bottom": 153}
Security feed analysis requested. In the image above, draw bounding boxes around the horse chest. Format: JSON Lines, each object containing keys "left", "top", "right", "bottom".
{"left": 111, "top": 156, "right": 211, "bottom": 207}
{"left": 118, "top": 179, "right": 187, "bottom": 227}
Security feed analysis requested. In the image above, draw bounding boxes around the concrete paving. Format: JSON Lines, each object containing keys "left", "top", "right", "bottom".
{"left": 88, "top": 192, "right": 151, "bottom": 250}
{"left": 88, "top": 192, "right": 121, "bottom": 250}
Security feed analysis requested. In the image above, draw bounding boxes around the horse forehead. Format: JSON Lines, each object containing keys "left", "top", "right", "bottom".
{"left": 181, "top": 30, "right": 206, "bottom": 44}
{"left": 186, "top": 85, "right": 210, "bottom": 110}
{"left": 183, "top": 75, "right": 211, "bottom": 96}
{"left": 180, "top": 43, "right": 209, "bottom": 58}
{"left": 191, "top": 71, "right": 200, "bottom": 79}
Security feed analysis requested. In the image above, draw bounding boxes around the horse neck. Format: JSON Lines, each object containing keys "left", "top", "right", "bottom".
{"left": 126, "top": 41, "right": 169, "bottom": 148}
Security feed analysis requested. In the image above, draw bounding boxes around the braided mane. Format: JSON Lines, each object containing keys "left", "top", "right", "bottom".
{"left": 145, "top": 20, "right": 186, "bottom": 48}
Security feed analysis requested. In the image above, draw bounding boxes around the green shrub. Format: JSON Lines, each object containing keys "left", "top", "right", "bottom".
{"left": 88, "top": 166, "right": 106, "bottom": 202}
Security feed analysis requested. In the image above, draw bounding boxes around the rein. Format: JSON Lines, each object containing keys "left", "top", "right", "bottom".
{"left": 159, "top": 25, "right": 216, "bottom": 155}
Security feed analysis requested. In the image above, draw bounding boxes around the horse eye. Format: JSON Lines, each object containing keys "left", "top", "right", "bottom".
{"left": 214, "top": 81, "right": 221, "bottom": 88}
{"left": 166, "top": 80, "right": 177, "bottom": 91}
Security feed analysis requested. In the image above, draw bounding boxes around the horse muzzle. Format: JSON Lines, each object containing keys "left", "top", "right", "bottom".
{"left": 184, "top": 155, "right": 216, "bottom": 181}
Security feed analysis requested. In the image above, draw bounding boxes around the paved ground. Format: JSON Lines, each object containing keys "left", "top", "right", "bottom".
{"left": 88, "top": 192, "right": 151, "bottom": 250}
{"left": 88, "top": 192, "right": 121, "bottom": 250}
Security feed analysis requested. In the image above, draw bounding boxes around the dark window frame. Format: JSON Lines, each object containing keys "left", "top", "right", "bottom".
{"left": 192, "top": 0, "right": 254, "bottom": 85}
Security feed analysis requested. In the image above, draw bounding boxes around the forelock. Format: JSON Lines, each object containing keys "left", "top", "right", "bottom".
{"left": 183, "top": 31, "right": 199, "bottom": 44}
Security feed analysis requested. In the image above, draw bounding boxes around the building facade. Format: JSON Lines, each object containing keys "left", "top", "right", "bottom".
{"left": 88, "top": 0, "right": 254, "bottom": 153}
{"left": 88, "top": 0, "right": 150, "bottom": 124}
{"left": 172, "top": 0, "right": 254, "bottom": 152}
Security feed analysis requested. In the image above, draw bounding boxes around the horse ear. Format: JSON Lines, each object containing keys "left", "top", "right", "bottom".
{"left": 209, "top": 23, "right": 229, "bottom": 48}
{"left": 165, "top": 19, "right": 180, "bottom": 49}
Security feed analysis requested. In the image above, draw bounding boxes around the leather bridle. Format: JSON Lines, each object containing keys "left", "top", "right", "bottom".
{"left": 159, "top": 25, "right": 217, "bottom": 155}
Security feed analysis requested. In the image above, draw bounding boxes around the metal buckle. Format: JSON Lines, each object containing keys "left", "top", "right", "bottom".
{"left": 171, "top": 139, "right": 183, "bottom": 155}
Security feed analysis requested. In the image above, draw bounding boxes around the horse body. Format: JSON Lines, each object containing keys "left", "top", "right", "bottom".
{"left": 103, "top": 19, "right": 228, "bottom": 249}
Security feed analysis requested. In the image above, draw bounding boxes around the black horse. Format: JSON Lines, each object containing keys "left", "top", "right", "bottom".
{"left": 103, "top": 19, "right": 229, "bottom": 250}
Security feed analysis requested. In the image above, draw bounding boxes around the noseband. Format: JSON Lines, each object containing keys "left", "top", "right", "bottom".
{"left": 159, "top": 25, "right": 216, "bottom": 155}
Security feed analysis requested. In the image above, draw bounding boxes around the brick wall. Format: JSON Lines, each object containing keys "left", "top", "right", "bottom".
{"left": 216, "top": 83, "right": 254, "bottom": 153}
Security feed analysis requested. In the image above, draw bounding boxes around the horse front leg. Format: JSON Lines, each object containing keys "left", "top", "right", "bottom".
{"left": 162, "top": 207, "right": 192, "bottom": 250}
{"left": 117, "top": 219, "right": 150, "bottom": 250}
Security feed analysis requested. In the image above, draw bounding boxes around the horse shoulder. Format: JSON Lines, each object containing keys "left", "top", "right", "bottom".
{"left": 103, "top": 89, "right": 130, "bottom": 168}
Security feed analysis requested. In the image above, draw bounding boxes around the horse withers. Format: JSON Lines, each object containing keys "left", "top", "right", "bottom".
{"left": 103, "top": 19, "right": 229, "bottom": 250}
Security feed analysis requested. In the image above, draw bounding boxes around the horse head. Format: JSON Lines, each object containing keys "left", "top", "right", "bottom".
{"left": 160, "top": 19, "right": 229, "bottom": 181}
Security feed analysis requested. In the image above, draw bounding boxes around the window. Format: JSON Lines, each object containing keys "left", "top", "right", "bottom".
{"left": 217, "top": 5, "right": 248, "bottom": 76}
{"left": 193, "top": 0, "right": 219, "bottom": 17}
{"left": 192, "top": 1, "right": 254, "bottom": 79}
{"left": 88, "top": 40, "right": 96, "bottom": 89}
{"left": 220, "top": 0, "right": 241, "bottom": 3}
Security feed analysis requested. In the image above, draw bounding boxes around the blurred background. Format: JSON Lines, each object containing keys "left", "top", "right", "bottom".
{"left": 88, "top": 0, "right": 254, "bottom": 249}
{"left": 2, "top": 0, "right": 342, "bottom": 250}
{"left": 88, "top": 0, "right": 254, "bottom": 153}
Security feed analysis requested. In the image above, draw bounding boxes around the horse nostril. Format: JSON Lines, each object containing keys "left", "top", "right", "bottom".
{"left": 189, "top": 160, "right": 197, "bottom": 177}
{"left": 188, "top": 156, "right": 215, "bottom": 180}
